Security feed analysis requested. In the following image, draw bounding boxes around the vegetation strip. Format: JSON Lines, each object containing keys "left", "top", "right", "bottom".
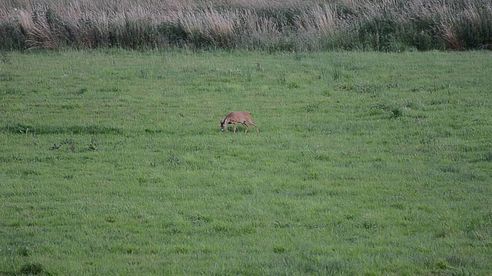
{"left": 1, "top": 0, "right": 491, "bottom": 51}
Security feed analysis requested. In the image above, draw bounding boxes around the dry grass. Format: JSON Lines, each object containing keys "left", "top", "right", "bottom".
{"left": 1, "top": 0, "right": 491, "bottom": 50}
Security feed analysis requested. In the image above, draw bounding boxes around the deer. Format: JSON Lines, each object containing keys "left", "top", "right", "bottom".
{"left": 220, "top": 112, "right": 259, "bottom": 133}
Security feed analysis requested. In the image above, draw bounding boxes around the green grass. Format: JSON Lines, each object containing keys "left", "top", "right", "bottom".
{"left": 0, "top": 50, "right": 491, "bottom": 275}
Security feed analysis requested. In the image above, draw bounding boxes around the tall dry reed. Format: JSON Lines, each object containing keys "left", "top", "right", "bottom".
{"left": 1, "top": 0, "right": 491, "bottom": 51}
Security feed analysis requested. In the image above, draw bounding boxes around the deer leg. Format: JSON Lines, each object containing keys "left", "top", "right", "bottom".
{"left": 243, "top": 122, "right": 249, "bottom": 133}
{"left": 249, "top": 122, "right": 259, "bottom": 134}
{"left": 233, "top": 124, "right": 237, "bottom": 133}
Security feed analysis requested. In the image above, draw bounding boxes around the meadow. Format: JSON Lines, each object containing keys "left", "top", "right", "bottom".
{"left": 0, "top": 50, "right": 491, "bottom": 274}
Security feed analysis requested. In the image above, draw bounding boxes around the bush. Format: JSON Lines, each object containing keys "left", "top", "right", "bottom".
{"left": 453, "top": 6, "right": 492, "bottom": 49}
{"left": 0, "top": 21, "right": 26, "bottom": 50}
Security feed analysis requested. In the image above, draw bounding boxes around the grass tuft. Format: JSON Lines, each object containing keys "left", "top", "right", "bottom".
{"left": 391, "top": 107, "right": 403, "bottom": 118}
{"left": 19, "top": 263, "right": 44, "bottom": 275}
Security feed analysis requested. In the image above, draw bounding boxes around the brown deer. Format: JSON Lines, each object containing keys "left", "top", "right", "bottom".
{"left": 220, "top": 112, "right": 259, "bottom": 133}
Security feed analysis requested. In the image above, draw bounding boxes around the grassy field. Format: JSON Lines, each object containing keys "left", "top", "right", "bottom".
{"left": 0, "top": 50, "right": 491, "bottom": 275}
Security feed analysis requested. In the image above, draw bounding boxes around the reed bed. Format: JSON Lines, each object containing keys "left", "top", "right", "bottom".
{"left": 1, "top": 0, "right": 491, "bottom": 51}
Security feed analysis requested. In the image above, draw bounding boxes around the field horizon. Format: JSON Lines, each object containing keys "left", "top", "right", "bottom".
{"left": 1, "top": 49, "right": 491, "bottom": 274}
